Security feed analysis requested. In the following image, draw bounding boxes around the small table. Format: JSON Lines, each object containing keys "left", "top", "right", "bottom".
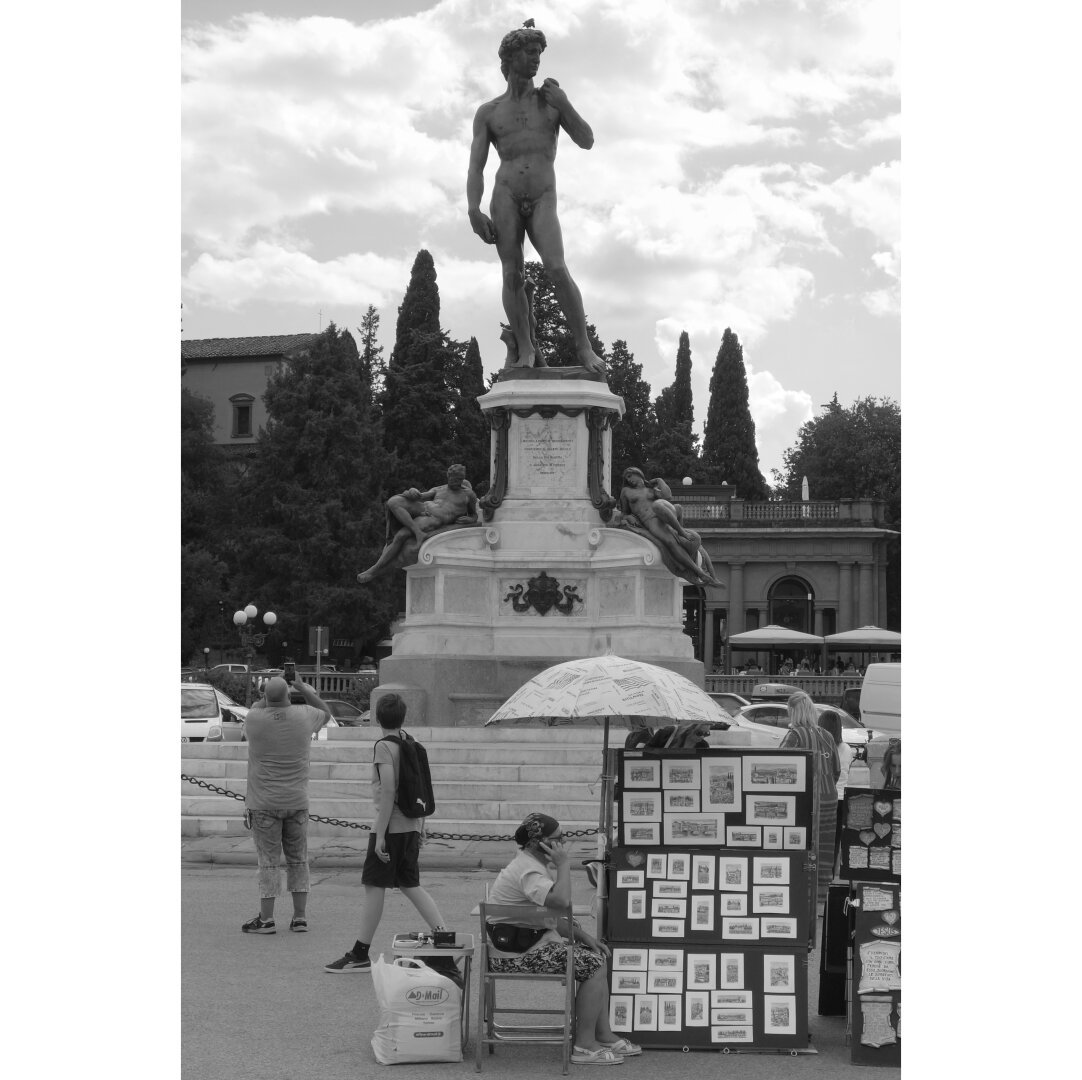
{"left": 391, "top": 933, "right": 475, "bottom": 1047}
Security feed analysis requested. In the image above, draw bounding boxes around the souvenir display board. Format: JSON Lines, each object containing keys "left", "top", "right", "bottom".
{"left": 618, "top": 749, "right": 815, "bottom": 850}
{"left": 850, "top": 881, "right": 901, "bottom": 1066}
{"left": 840, "top": 788, "right": 900, "bottom": 882}
{"left": 607, "top": 943, "right": 809, "bottom": 1050}
{"left": 606, "top": 846, "right": 812, "bottom": 945}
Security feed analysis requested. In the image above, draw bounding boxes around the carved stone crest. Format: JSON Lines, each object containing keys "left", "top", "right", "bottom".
{"left": 503, "top": 571, "right": 583, "bottom": 615}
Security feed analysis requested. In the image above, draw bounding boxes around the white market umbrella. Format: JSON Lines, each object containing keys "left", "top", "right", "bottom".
{"left": 824, "top": 626, "right": 901, "bottom": 649}
{"left": 727, "top": 625, "right": 824, "bottom": 648}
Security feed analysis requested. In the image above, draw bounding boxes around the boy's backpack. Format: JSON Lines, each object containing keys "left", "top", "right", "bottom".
{"left": 377, "top": 731, "right": 436, "bottom": 818}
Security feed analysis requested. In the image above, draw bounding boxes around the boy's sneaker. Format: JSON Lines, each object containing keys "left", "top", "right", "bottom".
{"left": 241, "top": 915, "right": 276, "bottom": 934}
{"left": 324, "top": 950, "right": 371, "bottom": 972}
{"left": 290, "top": 916, "right": 308, "bottom": 933}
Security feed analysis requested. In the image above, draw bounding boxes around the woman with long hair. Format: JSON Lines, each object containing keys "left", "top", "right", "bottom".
{"left": 780, "top": 692, "right": 841, "bottom": 902}
{"left": 816, "top": 708, "right": 854, "bottom": 876}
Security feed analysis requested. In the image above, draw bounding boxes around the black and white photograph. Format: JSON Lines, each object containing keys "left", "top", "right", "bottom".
{"left": 661, "top": 758, "right": 701, "bottom": 789}
{"left": 685, "top": 991, "right": 710, "bottom": 1027}
{"left": 719, "top": 857, "right": 749, "bottom": 890}
{"left": 764, "top": 954, "right": 796, "bottom": 991}
{"left": 625, "top": 822, "right": 661, "bottom": 845}
{"left": 722, "top": 917, "right": 760, "bottom": 940}
{"left": 712, "top": 990, "right": 753, "bottom": 1009}
{"left": 647, "top": 853, "right": 668, "bottom": 878}
{"left": 711, "top": 1025, "right": 754, "bottom": 1044}
{"left": 636, "top": 995, "right": 658, "bottom": 1031}
{"left": 652, "top": 918, "right": 686, "bottom": 938}
{"left": 650, "top": 897, "right": 688, "bottom": 919}
{"left": 612, "top": 949, "right": 649, "bottom": 971}
{"left": 742, "top": 756, "right": 808, "bottom": 792}
{"left": 659, "top": 994, "right": 684, "bottom": 1031}
{"left": 765, "top": 994, "right": 798, "bottom": 1035}
{"left": 647, "top": 970, "right": 684, "bottom": 993}
{"left": 692, "top": 854, "right": 717, "bottom": 890}
{"left": 719, "top": 953, "right": 746, "bottom": 988}
{"left": 664, "top": 813, "right": 725, "bottom": 845}
{"left": 613, "top": 971, "right": 647, "bottom": 994}
{"left": 686, "top": 953, "right": 717, "bottom": 990}
{"left": 700, "top": 757, "right": 742, "bottom": 812}
{"left": 648, "top": 949, "right": 685, "bottom": 972}
{"left": 664, "top": 789, "right": 701, "bottom": 814}
{"left": 623, "top": 760, "right": 661, "bottom": 790}
{"left": 654, "top": 880, "right": 689, "bottom": 899}
{"left": 609, "top": 995, "right": 633, "bottom": 1033}
{"left": 752, "top": 885, "right": 790, "bottom": 913}
{"left": 721, "top": 894, "right": 748, "bottom": 916}
{"left": 745, "top": 795, "right": 797, "bottom": 827}
{"left": 623, "top": 791, "right": 662, "bottom": 823}
{"left": 616, "top": 870, "right": 645, "bottom": 889}
{"left": 691, "top": 896, "right": 716, "bottom": 931}
{"left": 753, "top": 857, "right": 792, "bottom": 885}
{"left": 667, "top": 853, "right": 690, "bottom": 880}
{"left": 726, "top": 825, "right": 763, "bottom": 848}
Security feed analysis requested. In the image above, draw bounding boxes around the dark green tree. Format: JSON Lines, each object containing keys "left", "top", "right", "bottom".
{"left": 646, "top": 330, "right": 699, "bottom": 479}
{"left": 447, "top": 335, "right": 491, "bottom": 495}
{"left": 606, "top": 339, "right": 656, "bottom": 481}
{"left": 522, "top": 261, "right": 605, "bottom": 366}
{"left": 234, "top": 322, "right": 399, "bottom": 657}
{"left": 180, "top": 386, "right": 232, "bottom": 662}
{"left": 357, "top": 304, "right": 386, "bottom": 397}
{"left": 379, "top": 250, "right": 457, "bottom": 491}
{"left": 701, "top": 327, "right": 769, "bottom": 499}
{"left": 773, "top": 394, "right": 901, "bottom": 626}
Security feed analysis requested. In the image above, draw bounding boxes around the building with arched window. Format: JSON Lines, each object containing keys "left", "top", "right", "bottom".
{"left": 672, "top": 484, "right": 898, "bottom": 672}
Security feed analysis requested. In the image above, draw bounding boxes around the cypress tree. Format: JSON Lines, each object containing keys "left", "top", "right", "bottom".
{"left": 523, "top": 261, "right": 605, "bottom": 366}
{"left": 606, "top": 339, "right": 655, "bottom": 481}
{"left": 646, "top": 330, "right": 699, "bottom": 479}
{"left": 701, "top": 327, "right": 768, "bottom": 499}
{"left": 448, "top": 335, "right": 491, "bottom": 496}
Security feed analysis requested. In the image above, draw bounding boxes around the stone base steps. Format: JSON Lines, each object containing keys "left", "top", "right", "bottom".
{"left": 182, "top": 724, "right": 615, "bottom": 840}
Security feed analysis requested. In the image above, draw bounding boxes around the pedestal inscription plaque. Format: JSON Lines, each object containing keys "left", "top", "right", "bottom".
{"left": 516, "top": 417, "right": 578, "bottom": 493}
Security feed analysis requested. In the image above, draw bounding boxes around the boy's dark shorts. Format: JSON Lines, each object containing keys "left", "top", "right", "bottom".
{"left": 361, "top": 831, "right": 421, "bottom": 888}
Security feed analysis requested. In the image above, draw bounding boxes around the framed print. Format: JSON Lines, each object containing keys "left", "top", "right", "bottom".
{"left": 712, "top": 989, "right": 752, "bottom": 1008}
{"left": 753, "top": 857, "right": 791, "bottom": 884}
{"left": 764, "top": 994, "right": 797, "bottom": 1035}
{"left": 692, "top": 854, "right": 716, "bottom": 890}
{"left": 664, "top": 813, "right": 725, "bottom": 845}
{"left": 662, "top": 758, "right": 701, "bottom": 789}
{"left": 720, "top": 893, "right": 747, "bottom": 916}
{"left": 648, "top": 948, "right": 684, "bottom": 971}
{"left": 686, "top": 954, "right": 716, "bottom": 990}
{"left": 651, "top": 897, "right": 687, "bottom": 919}
{"left": 646, "top": 853, "right": 668, "bottom": 878}
{"left": 711, "top": 1025, "right": 753, "bottom": 1043}
{"left": 685, "top": 991, "right": 710, "bottom": 1026}
{"left": 664, "top": 789, "right": 700, "bottom": 813}
{"left": 654, "top": 880, "right": 688, "bottom": 898}
{"left": 691, "top": 895, "right": 715, "bottom": 931}
{"left": 761, "top": 917, "right": 798, "bottom": 939}
{"left": 623, "top": 791, "right": 662, "bottom": 823}
{"left": 609, "top": 995, "right": 633, "bottom": 1032}
{"left": 764, "top": 954, "right": 795, "bottom": 992}
{"left": 612, "top": 948, "right": 648, "bottom": 971}
{"left": 763, "top": 826, "right": 783, "bottom": 849}
{"left": 658, "top": 994, "right": 683, "bottom": 1031}
{"left": 616, "top": 870, "right": 644, "bottom": 889}
{"left": 624, "top": 821, "right": 660, "bottom": 845}
{"left": 722, "top": 917, "right": 759, "bottom": 940}
{"left": 745, "top": 795, "right": 796, "bottom": 827}
{"left": 718, "top": 857, "right": 748, "bottom": 890}
{"left": 752, "top": 885, "right": 790, "bottom": 914}
{"left": 647, "top": 969, "right": 683, "bottom": 993}
{"left": 701, "top": 756, "right": 742, "bottom": 812}
{"left": 712, "top": 1008, "right": 754, "bottom": 1026}
{"left": 667, "top": 853, "right": 690, "bottom": 880}
{"left": 743, "top": 755, "right": 807, "bottom": 792}
{"left": 623, "top": 758, "right": 660, "bottom": 788}
{"left": 718, "top": 953, "right": 745, "bottom": 988}
{"left": 783, "top": 826, "right": 807, "bottom": 849}
{"left": 627, "top": 891, "right": 646, "bottom": 919}
{"left": 726, "top": 825, "right": 762, "bottom": 847}
{"left": 635, "top": 994, "right": 658, "bottom": 1031}
{"left": 613, "top": 971, "right": 646, "bottom": 994}
{"left": 652, "top": 918, "right": 685, "bottom": 938}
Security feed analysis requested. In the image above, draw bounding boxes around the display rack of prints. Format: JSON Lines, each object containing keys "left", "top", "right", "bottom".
{"left": 850, "top": 881, "right": 900, "bottom": 1066}
{"left": 840, "top": 787, "right": 900, "bottom": 883}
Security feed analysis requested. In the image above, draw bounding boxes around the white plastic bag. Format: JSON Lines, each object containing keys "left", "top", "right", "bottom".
{"left": 370, "top": 955, "right": 463, "bottom": 1064}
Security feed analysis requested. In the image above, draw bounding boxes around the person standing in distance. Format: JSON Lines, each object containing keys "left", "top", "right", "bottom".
{"left": 324, "top": 693, "right": 448, "bottom": 971}
{"left": 467, "top": 22, "right": 606, "bottom": 373}
{"left": 241, "top": 676, "right": 332, "bottom": 934}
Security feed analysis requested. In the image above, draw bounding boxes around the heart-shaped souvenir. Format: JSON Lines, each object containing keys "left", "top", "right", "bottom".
{"left": 859, "top": 830, "right": 876, "bottom": 845}
{"left": 873, "top": 822, "right": 891, "bottom": 839}
{"left": 874, "top": 800, "right": 892, "bottom": 817}
{"left": 625, "top": 851, "right": 645, "bottom": 868}
{"left": 882, "top": 911, "right": 899, "bottom": 926}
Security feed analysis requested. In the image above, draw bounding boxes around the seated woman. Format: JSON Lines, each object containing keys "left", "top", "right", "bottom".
{"left": 486, "top": 813, "right": 641, "bottom": 1066}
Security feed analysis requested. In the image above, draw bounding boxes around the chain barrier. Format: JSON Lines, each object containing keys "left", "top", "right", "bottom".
{"left": 181, "top": 774, "right": 600, "bottom": 841}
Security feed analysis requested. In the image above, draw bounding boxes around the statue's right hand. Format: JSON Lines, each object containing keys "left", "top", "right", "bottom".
{"left": 469, "top": 208, "right": 497, "bottom": 244}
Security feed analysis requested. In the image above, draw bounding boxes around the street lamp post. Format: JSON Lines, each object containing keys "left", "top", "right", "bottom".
{"left": 233, "top": 604, "right": 277, "bottom": 706}
{"left": 202, "top": 647, "right": 210, "bottom": 677}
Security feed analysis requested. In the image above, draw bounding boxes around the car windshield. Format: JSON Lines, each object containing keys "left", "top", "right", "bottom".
{"left": 838, "top": 713, "right": 866, "bottom": 729}
{"left": 182, "top": 688, "right": 218, "bottom": 718}
{"left": 216, "top": 691, "right": 242, "bottom": 708}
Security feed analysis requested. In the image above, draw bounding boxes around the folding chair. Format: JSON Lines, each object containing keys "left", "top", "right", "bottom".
{"left": 476, "top": 898, "right": 576, "bottom": 1074}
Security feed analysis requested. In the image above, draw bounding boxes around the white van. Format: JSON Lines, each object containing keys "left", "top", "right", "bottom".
{"left": 859, "top": 663, "right": 900, "bottom": 738}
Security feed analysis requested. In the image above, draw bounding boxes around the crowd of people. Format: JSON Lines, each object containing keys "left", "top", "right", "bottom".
{"left": 715, "top": 655, "right": 868, "bottom": 677}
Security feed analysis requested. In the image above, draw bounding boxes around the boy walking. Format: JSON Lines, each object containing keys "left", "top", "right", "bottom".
{"left": 324, "top": 693, "right": 448, "bottom": 971}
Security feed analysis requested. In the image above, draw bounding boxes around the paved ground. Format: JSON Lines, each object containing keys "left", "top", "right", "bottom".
{"left": 182, "top": 854, "right": 901, "bottom": 1080}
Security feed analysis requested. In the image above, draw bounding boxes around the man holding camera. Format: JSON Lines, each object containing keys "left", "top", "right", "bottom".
{"left": 240, "top": 674, "right": 332, "bottom": 934}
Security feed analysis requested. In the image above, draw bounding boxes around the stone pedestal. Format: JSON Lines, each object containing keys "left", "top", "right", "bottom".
{"left": 373, "top": 372, "right": 703, "bottom": 725}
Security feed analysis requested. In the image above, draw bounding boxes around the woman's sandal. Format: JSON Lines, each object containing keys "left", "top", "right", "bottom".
{"left": 570, "top": 1045, "right": 622, "bottom": 1065}
{"left": 601, "top": 1038, "right": 642, "bottom": 1057}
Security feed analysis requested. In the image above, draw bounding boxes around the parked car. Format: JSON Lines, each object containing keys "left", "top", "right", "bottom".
{"left": 734, "top": 702, "right": 874, "bottom": 746}
{"left": 322, "top": 698, "right": 368, "bottom": 726}
{"left": 211, "top": 663, "right": 250, "bottom": 676}
{"left": 707, "top": 692, "right": 752, "bottom": 717}
{"left": 215, "top": 689, "right": 249, "bottom": 742}
{"left": 181, "top": 684, "right": 224, "bottom": 743}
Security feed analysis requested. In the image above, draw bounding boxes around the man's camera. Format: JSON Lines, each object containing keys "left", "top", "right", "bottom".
{"left": 283, "top": 661, "right": 296, "bottom": 685}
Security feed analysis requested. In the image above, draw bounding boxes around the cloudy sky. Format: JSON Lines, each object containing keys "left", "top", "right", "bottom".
{"left": 181, "top": 0, "right": 899, "bottom": 481}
